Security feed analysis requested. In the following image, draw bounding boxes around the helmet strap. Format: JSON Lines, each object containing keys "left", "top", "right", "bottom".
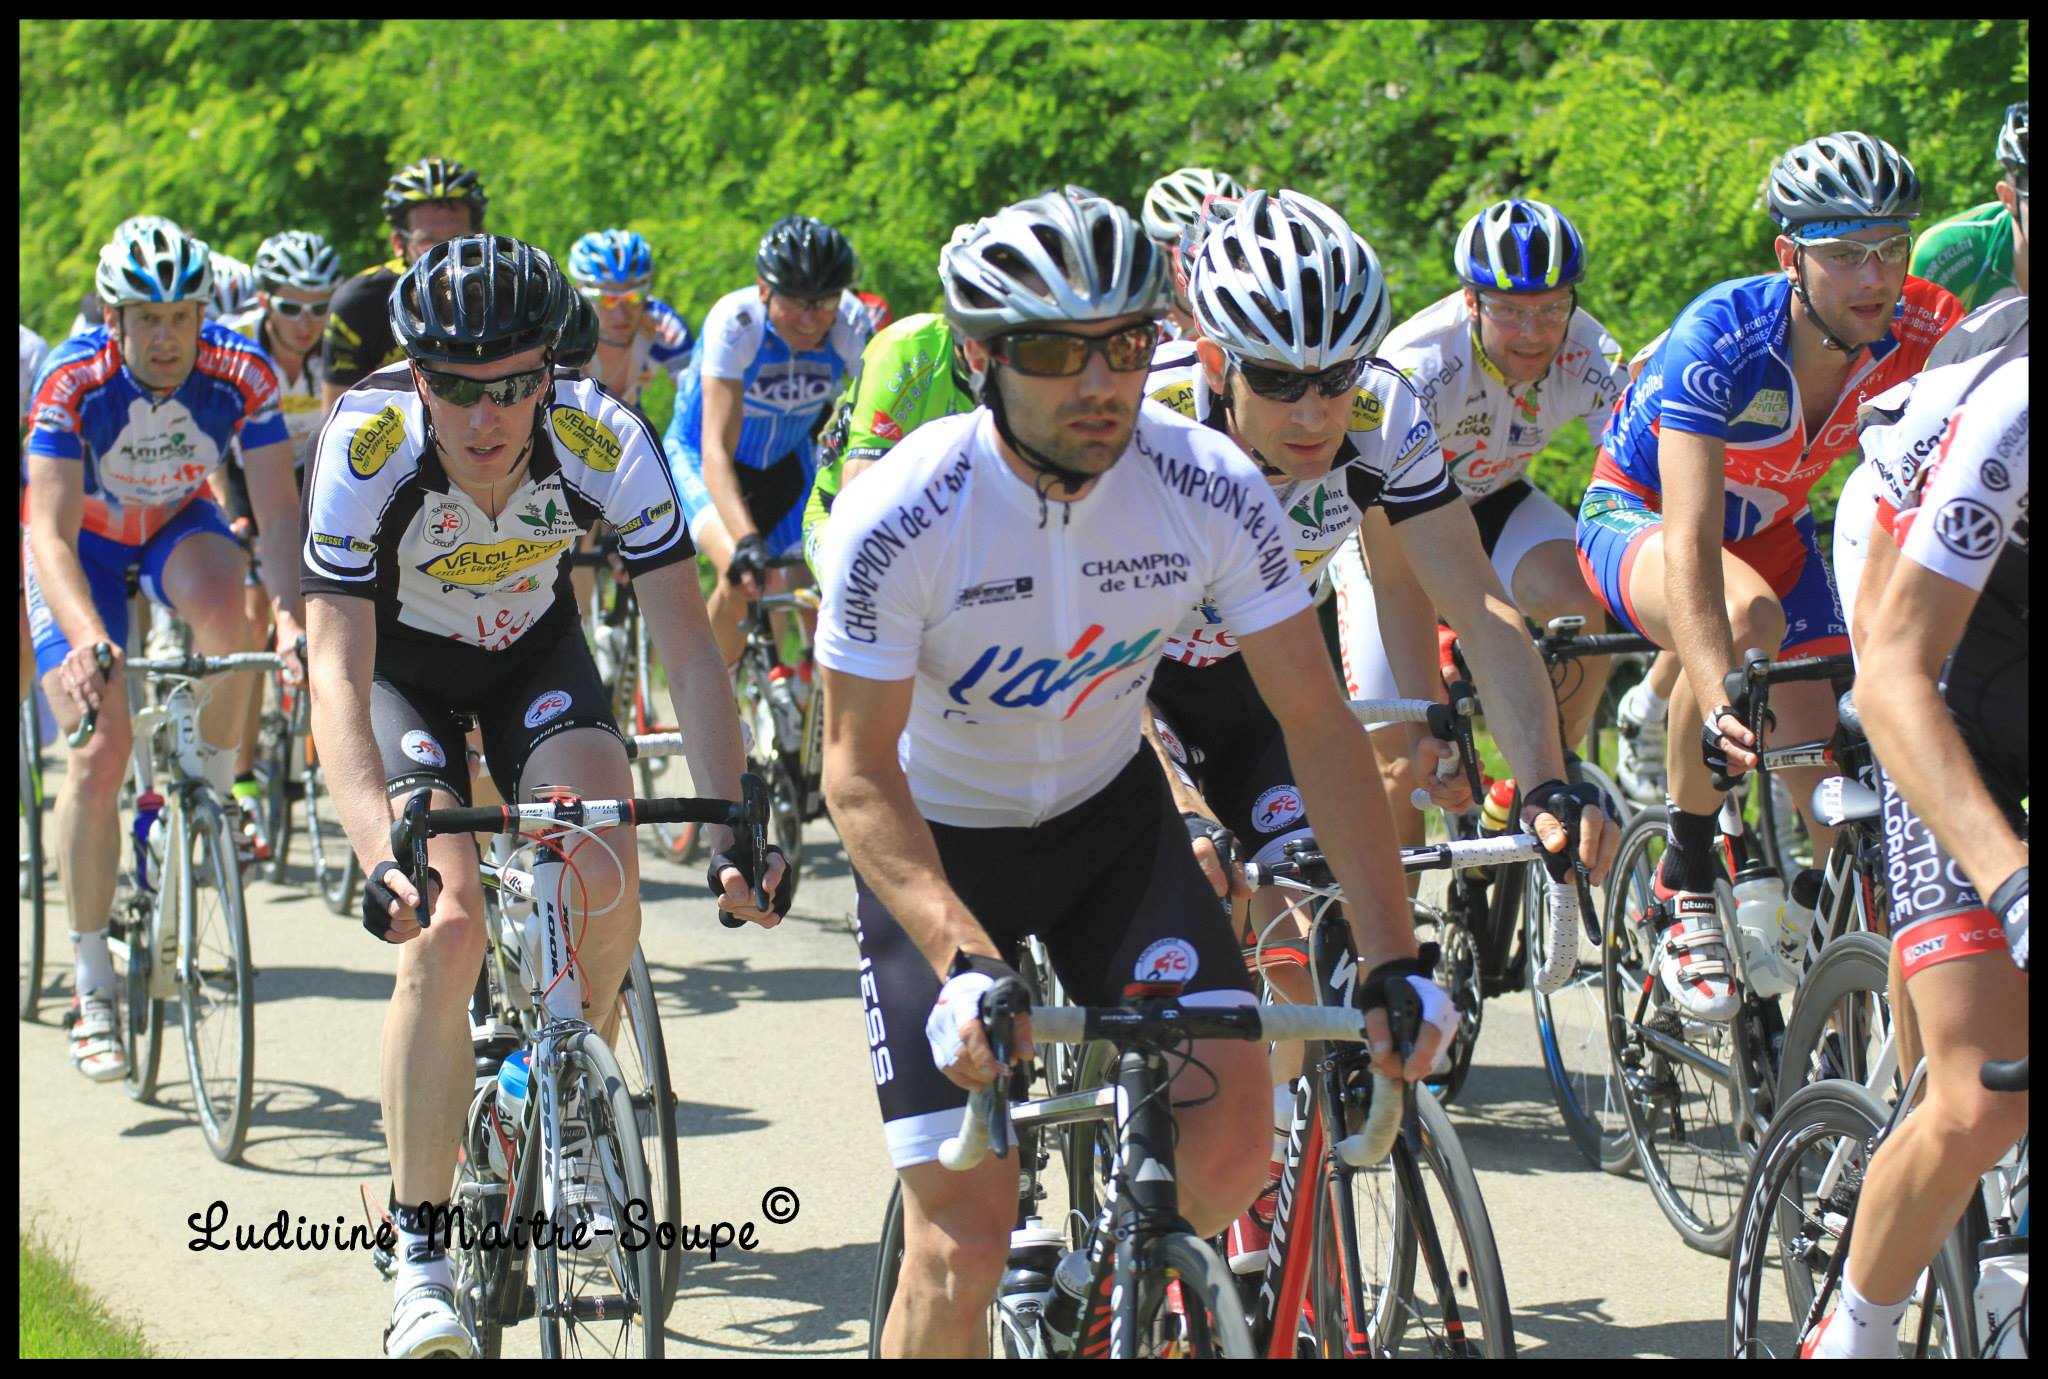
{"left": 983, "top": 365, "right": 1094, "bottom": 516}
{"left": 1789, "top": 247, "right": 1860, "bottom": 356}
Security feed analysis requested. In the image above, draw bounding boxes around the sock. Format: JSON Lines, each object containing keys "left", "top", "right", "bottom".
{"left": 73, "top": 930, "right": 116, "bottom": 1001}
{"left": 1815, "top": 1268, "right": 1908, "bottom": 1358}
{"left": 391, "top": 1197, "right": 454, "bottom": 1296}
{"left": 1634, "top": 685, "right": 1668, "bottom": 720}
{"left": 1662, "top": 808, "right": 1719, "bottom": 893}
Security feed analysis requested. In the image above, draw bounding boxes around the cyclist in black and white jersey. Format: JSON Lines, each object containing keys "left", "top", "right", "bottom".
{"left": 300, "top": 234, "right": 783, "bottom": 1358}
{"left": 1804, "top": 352, "right": 2028, "bottom": 1359}
{"left": 817, "top": 187, "right": 1472, "bottom": 1357}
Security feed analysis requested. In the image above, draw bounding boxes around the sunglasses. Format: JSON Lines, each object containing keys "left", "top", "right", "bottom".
{"left": 775, "top": 291, "right": 841, "bottom": 316}
{"left": 265, "top": 296, "right": 333, "bottom": 320}
{"left": 991, "top": 325, "right": 1158, "bottom": 377}
{"left": 578, "top": 285, "right": 647, "bottom": 310}
{"left": 416, "top": 361, "right": 552, "bottom": 407}
{"left": 1795, "top": 233, "right": 1913, "bottom": 273}
{"left": 1476, "top": 293, "right": 1574, "bottom": 330}
{"left": 1230, "top": 354, "right": 1366, "bottom": 403}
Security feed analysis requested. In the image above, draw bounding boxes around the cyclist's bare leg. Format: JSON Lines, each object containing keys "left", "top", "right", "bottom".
{"left": 1644, "top": 647, "right": 1682, "bottom": 700}
{"left": 384, "top": 784, "right": 489, "bottom": 1211}
{"left": 1160, "top": 1039, "right": 1276, "bottom": 1233}
{"left": 1511, "top": 539, "right": 1610, "bottom": 753}
{"left": 887, "top": 1154, "right": 1017, "bottom": 1357}
{"left": 156, "top": 531, "right": 260, "bottom": 752}
{"left": 1844, "top": 953, "right": 2027, "bottom": 1302}
{"left": 1370, "top": 724, "right": 1425, "bottom": 895}
{"left": 515, "top": 725, "right": 639, "bottom": 1036}
{"left": 692, "top": 512, "right": 746, "bottom": 668}
{"left": 232, "top": 581, "right": 269, "bottom": 779}
{"left": 41, "top": 662, "right": 131, "bottom": 941}
{"left": 19, "top": 595, "right": 33, "bottom": 703}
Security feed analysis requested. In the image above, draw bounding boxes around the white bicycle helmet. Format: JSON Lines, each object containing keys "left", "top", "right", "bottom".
{"left": 1766, "top": 131, "right": 1923, "bottom": 229}
{"left": 1173, "top": 193, "right": 1245, "bottom": 301}
{"left": 1142, "top": 166, "right": 1247, "bottom": 245}
{"left": 1188, "top": 189, "right": 1392, "bottom": 371}
{"left": 207, "top": 252, "right": 259, "bottom": 320}
{"left": 253, "top": 230, "right": 341, "bottom": 294}
{"left": 95, "top": 220, "right": 213, "bottom": 307}
{"left": 939, "top": 186, "right": 1166, "bottom": 341}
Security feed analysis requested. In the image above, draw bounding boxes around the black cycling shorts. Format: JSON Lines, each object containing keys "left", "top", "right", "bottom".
{"left": 1148, "top": 654, "right": 1313, "bottom": 869}
{"left": 370, "top": 622, "right": 622, "bottom": 806}
{"left": 854, "top": 746, "right": 1254, "bottom": 1168}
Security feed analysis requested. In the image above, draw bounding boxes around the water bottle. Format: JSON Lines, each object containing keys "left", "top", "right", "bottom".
{"left": 1974, "top": 1233, "right": 2028, "bottom": 1358}
{"left": 495, "top": 1050, "right": 531, "bottom": 1145}
{"left": 1039, "top": 1246, "right": 1093, "bottom": 1356}
{"left": 766, "top": 666, "right": 803, "bottom": 752}
{"left": 1479, "top": 777, "right": 1515, "bottom": 835}
{"left": 132, "top": 791, "right": 166, "bottom": 893}
{"left": 1775, "top": 867, "right": 1823, "bottom": 971}
{"left": 1730, "top": 858, "right": 1798, "bottom": 998}
{"left": 994, "top": 1221, "right": 1065, "bottom": 1357}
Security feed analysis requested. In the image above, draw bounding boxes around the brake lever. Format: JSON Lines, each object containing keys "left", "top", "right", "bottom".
{"left": 66, "top": 643, "right": 117, "bottom": 749}
{"left": 731, "top": 771, "right": 772, "bottom": 926}
{"left": 390, "top": 789, "right": 435, "bottom": 928}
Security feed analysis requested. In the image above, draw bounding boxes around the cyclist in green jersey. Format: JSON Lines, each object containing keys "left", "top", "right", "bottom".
{"left": 1908, "top": 100, "right": 2029, "bottom": 311}
{"left": 800, "top": 309, "right": 978, "bottom": 576}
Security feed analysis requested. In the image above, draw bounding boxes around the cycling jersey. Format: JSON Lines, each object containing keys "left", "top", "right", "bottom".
{"left": 801, "top": 312, "right": 974, "bottom": 574}
{"left": 301, "top": 367, "right": 691, "bottom": 654}
{"left": 320, "top": 258, "right": 405, "bottom": 390}
{"left": 1910, "top": 201, "right": 2021, "bottom": 315}
{"left": 220, "top": 307, "right": 328, "bottom": 470}
{"left": 1886, "top": 353, "right": 2028, "bottom": 600}
{"left": 1381, "top": 290, "right": 1626, "bottom": 499}
{"left": 26, "top": 320, "right": 288, "bottom": 544}
{"left": 19, "top": 324, "right": 48, "bottom": 428}
{"left": 1145, "top": 342, "right": 1458, "bottom": 666}
{"left": 1594, "top": 273, "right": 1961, "bottom": 539}
{"left": 813, "top": 403, "right": 1310, "bottom": 829}
{"left": 663, "top": 286, "right": 869, "bottom": 471}
{"left": 1859, "top": 296, "right": 2029, "bottom": 518}
{"left": 576, "top": 297, "right": 693, "bottom": 408}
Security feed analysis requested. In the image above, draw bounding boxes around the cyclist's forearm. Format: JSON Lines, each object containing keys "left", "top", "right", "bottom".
{"left": 26, "top": 527, "right": 109, "bottom": 651}
{"left": 1285, "top": 716, "right": 1413, "bottom": 971}
{"left": 244, "top": 448, "right": 306, "bottom": 623}
{"left": 1664, "top": 533, "right": 1736, "bottom": 717}
{"left": 1359, "top": 517, "right": 1443, "bottom": 704}
{"left": 1140, "top": 711, "right": 1209, "bottom": 818}
{"left": 663, "top": 646, "right": 748, "bottom": 857}
{"left": 1458, "top": 604, "right": 1568, "bottom": 786}
{"left": 826, "top": 762, "right": 992, "bottom": 977}
{"left": 308, "top": 666, "right": 401, "bottom": 871}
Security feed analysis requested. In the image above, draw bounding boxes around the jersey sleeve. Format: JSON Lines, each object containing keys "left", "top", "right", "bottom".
{"left": 812, "top": 432, "right": 946, "bottom": 682}
{"left": 320, "top": 272, "right": 396, "bottom": 389}
{"left": 24, "top": 343, "right": 90, "bottom": 461}
{"left": 1896, "top": 357, "right": 2029, "bottom": 594}
{"left": 644, "top": 299, "right": 695, "bottom": 384}
{"left": 829, "top": 292, "right": 875, "bottom": 372}
{"left": 1188, "top": 433, "right": 1315, "bottom": 637}
{"left": 547, "top": 390, "right": 695, "bottom": 576}
{"left": 301, "top": 398, "right": 410, "bottom": 599}
{"left": 696, "top": 292, "right": 763, "bottom": 381}
{"left": 1362, "top": 372, "right": 1461, "bottom": 522}
{"left": 220, "top": 334, "right": 290, "bottom": 451}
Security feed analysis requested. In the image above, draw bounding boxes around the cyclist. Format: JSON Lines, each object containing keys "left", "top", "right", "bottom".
{"left": 23, "top": 219, "right": 304, "bottom": 1081}
{"left": 1805, "top": 355, "right": 2028, "bottom": 1359}
{"left": 299, "top": 234, "right": 783, "bottom": 1358}
{"left": 21, "top": 323, "right": 49, "bottom": 701}
{"left": 211, "top": 230, "right": 342, "bottom": 849}
{"left": 1575, "top": 131, "right": 1962, "bottom": 1021}
{"left": 563, "top": 228, "right": 694, "bottom": 410}
{"left": 1908, "top": 100, "right": 2030, "bottom": 313}
{"left": 816, "top": 185, "right": 1483, "bottom": 1357}
{"left": 67, "top": 215, "right": 185, "bottom": 340}
{"left": 1330, "top": 197, "right": 1628, "bottom": 847}
{"left": 664, "top": 213, "right": 870, "bottom": 667}
{"left": 206, "top": 250, "right": 259, "bottom": 322}
{"left": 320, "top": 157, "right": 489, "bottom": 413}
{"left": 1141, "top": 165, "right": 1246, "bottom": 338}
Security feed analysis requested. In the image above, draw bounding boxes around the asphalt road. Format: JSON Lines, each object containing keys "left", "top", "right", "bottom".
{"left": 20, "top": 761, "right": 1737, "bottom": 1358}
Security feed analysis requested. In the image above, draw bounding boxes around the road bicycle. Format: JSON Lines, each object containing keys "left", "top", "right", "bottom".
{"left": 20, "top": 690, "right": 52, "bottom": 1020}
{"left": 732, "top": 555, "right": 824, "bottom": 911}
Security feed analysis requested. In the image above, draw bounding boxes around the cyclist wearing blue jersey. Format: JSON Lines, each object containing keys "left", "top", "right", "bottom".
{"left": 564, "top": 228, "right": 694, "bottom": 411}
{"left": 24, "top": 220, "right": 304, "bottom": 1081}
{"left": 665, "top": 214, "right": 871, "bottom": 665}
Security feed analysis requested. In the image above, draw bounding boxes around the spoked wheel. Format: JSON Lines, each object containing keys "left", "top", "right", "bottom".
{"left": 258, "top": 699, "right": 298, "bottom": 886}
{"left": 178, "top": 796, "right": 257, "bottom": 1163}
{"left": 1532, "top": 847, "right": 1637, "bottom": 1172}
{"left": 114, "top": 890, "right": 167, "bottom": 1103}
{"left": 20, "top": 695, "right": 49, "bottom": 1021}
{"left": 769, "top": 755, "right": 805, "bottom": 912}
{"left": 609, "top": 947, "right": 680, "bottom": 1325}
{"left": 1414, "top": 900, "right": 1483, "bottom": 1105}
{"left": 305, "top": 761, "right": 361, "bottom": 917}
{"left": 1137, "top": 1234, "right": 1258, "bottom": 1357}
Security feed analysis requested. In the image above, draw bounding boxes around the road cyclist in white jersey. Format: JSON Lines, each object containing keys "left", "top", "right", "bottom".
{"left": 1140, "top": 165, "right": 1245, "bottom": 340}
{"left": 299, "top": 233, "right": 784, "bottom": 1357}
{"left": 25, "top": 217, "right": 305, "bottom": 1084}
{"left": 1138, "top": 187, "right": 1621, "bottom": 1270}
{"left": 211, "top": 229, "right": 342, "bottom": 851}
{"left": 1329, "top": 197, "right": 1630, "bottom": 841}
{"left": 816, "top": 183, "right": 1538, "bottom": 1358}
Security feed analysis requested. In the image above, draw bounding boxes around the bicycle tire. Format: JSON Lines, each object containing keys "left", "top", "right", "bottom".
{"left": 614, "top": 945, "right": 681, "bottom": 1325}
{"left": 1148, "top": 1232, "right": 1258, "bottom": 1358}
{"left": 260, "top": 700, "right": 295, "bottom": 886}
{"left": 20, "top": 697, "right": 48, "bottom": 1022}
{"left": 1531, "top": 835, "right": 1637, "bottom": 1173}
{"left": 1775, "top": 931, "right": 1894, "bottom": 1109}
{"left": 305, "top": 762, "right": 362, "bottom": 917}
{"left": 118, "top": 877, "right": 167, "bottom": 1106}
{"left": 867, "top": 1181, "right": 905, "bottom": 1358}
{"left": 179, "top": 794, "right": 256, "bottom": 1163}
{"left": 535, "top": 1029, "right": 665, "bottom": 1358}
{"left": 1725, "top": 1078, "right": 1978, "bottom": 1359}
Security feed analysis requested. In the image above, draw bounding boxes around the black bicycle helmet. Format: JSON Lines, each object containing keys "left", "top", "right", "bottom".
{"left": 554, "top": 293, "right": 599, "bottom": 372}
{"left": 388, "top": 234, "right": 572, "bottom": 365}
{"left": 381, "top": 157, "right": 489, "bottom": 228}
{"left": 755, "top": 214, "right": 856, "bottom": 296}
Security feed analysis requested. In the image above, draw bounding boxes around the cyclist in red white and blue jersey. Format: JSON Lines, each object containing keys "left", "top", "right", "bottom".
{"left": 23, "top": 218, "right": 305, "bottom": 1084}
{"left": 664, "top": 213, "right": 871, "bottom": 665}
{"left": 1575, "top": 131, "right": 1962, "bottom": 1023}
{"left": 564, "top": 228, "right": 694, "bottom": 412}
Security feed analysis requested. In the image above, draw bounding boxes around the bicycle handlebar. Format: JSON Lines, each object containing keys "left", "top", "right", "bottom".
{"left": 67, "top": 642, "right": 284, "bottom": 748}
{"left": 1981, "top": 1055, "right": 2028, "bottom": 1092}
{"left": 1711, "top": 648, "right": 1856, "bottom": 791}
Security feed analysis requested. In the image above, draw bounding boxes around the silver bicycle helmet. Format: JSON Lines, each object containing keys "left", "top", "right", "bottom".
{"left": 253, "top": 230, "right": 341, "bottom": 294}
{"left": 1188, "top": 189, "right": 1392, "bottom": 371}
{"left": 1766, "top": 131, "right": 1923, "bottom": 229}
{"left": 95, "top": 220, "right": 213, "bottom": 307}
{"left": 1173, "top": 193, "right": 1245, "bottom": 302}
{"left": 939, "top": 186, "right": 1166, "bottom": 341}
{"left": 1142, "top": 167, "right": 1247, "bottom": 245}
{"left": 207, "top": 252, "right": 260, "bottom": 320}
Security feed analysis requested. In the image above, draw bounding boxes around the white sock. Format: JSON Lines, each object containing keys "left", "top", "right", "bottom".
{"left": 1631, "top": 683, "right": 1668, "bottom": 720}
{"left": 392, "top": 1204, "right": 454, "bottom": 1296}
{"left": 1817, "top": 1269, "right": 1908, "bottom": 1358}
{"left": 72, "top": 930, "right": 116, "bottom": 1000}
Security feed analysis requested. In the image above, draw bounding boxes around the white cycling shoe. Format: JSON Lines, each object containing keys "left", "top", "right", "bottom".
{"left": 1652, "top": 889, "right": 1739, "bottom": 1023}
{"left": 383, "top": 1280, "right": 473, "bottom": 1359}
{"left": 548, "top": 1090, "right": 620, "bottom": 1258}
{"left": 66, "top": 988, "right": 130, "bottom": 1083}
{"left": 1614, "top": 680, "right": 1669, "bottom": 807}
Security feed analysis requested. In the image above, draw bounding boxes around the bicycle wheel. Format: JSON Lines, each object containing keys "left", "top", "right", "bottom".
{"left": 1135, "top": 1232, "right": 1257, "bottom": 1358}
{"left": 1602, "top": 807, "right": 1750, "bottom": 1254}
{"left": 258, "top": 699, "right": 295, "bottom": 885}
{"left": 611, "top": 946, "right": 680, "bottom": 1325}
{"left": 535, "top": 1029, "right": 665, "bottom": 1358}
{"left": 178, "top": 794, "right": 256, "bottom": 1163}
{"left": 20, "top": 696, "right": 48, "bottom": 1021}
{"left": 115, "top": 881, "right": 167, "bottom": 1104}
{"left": 1775, "top": 931, "right": 1893, "bottom": 1108}
{"left": 304, "top": 760, "right": 361, "bottom": 917}
{"left": 1319, "top": 1087, "right": 1515, "bottom": 1357}
{"left": 868, "top": 1182, "right": 904, "bottom": 1358}
{"left": 1413, "top": 898, "right": 1482, "bottom": 1105}
{"left": 1531, "top": 846, "right": 1637, "bottom": 1173}
{"left": 1725, "top": 1079, "right": 1976, "bottom": 1359}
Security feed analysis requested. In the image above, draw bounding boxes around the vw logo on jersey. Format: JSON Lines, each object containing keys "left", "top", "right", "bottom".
{"left": 524, "top": 690, "right": 574, "bottom": 729}
{"left": 1133, "top": 937, "right": 1199, "bottom": 986}
{"left": 400, "top": 730, "right": 446, "bottom": 768}
{"left": 1252, "top": 784, "right": 1305, "bottom": 834}
{"left": 1932, "top": 498, "right": 2003, "bottom": 560}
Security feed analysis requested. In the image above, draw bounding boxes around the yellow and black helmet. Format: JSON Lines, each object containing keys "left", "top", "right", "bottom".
{"left": 381, "top": 157, "right": 489, "bottom": 228}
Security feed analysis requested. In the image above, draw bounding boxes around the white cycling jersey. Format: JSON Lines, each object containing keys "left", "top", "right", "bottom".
{"left": 220, "top": 307, "right": 327, "bottom": 470}
{"left": 1891, "top": 353, "right": 2028, "bottom": 592}
{"left": 20, "top": 323, "right": 48, "bottom": 428}
{"left": 1859, "top": 295, "right": 2029, "bottom": 515}
{"left": 1144, "top": 343, "right": 1458, "bottom": 666}
{"left": 1380, "top": 291, "right": 1626, "bottom": 499}
{"left": 813, "top": 403, "right": 1310, "bottom": 828}
{"left": 301, "top": 368, "right": 690, "bottom": 652}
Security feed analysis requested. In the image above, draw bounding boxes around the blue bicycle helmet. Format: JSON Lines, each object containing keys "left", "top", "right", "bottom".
{"left": 1454, "top": 199, "right": 1588, "bottom": 292}
{"left": 568, "top": 229, "right": 654, "bottom": 290}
